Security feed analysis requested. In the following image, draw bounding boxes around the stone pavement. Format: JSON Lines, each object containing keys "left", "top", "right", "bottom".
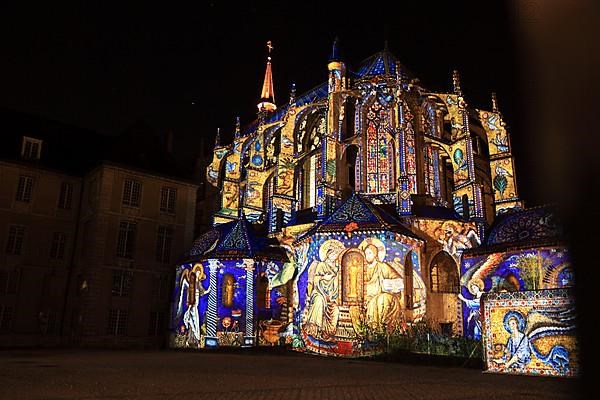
{"left": 0, "top": 349, "right": 583, "bottom": 399}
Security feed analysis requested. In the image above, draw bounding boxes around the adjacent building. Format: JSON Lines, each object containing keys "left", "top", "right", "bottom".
{"left": 0, "top": 110, "right": 198, "bottom": 347}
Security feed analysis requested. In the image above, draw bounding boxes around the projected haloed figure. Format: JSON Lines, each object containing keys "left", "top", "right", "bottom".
{"left": 493, "top": 311, "right": 531, "bottom": 369}
{"left": 177, "top": 264, "right": 210, "bottom": 347}
{"left": 304, "top": 240, "right": 344, "bottom": 340}
{"left": 360, "top": 239, "right": 402, "bottom": 331}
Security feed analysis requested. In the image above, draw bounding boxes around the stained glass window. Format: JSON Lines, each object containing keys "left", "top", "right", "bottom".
{"left": 405, "top": 124, "right": 417, "bottom": 193}
{"left": 365, "top": 99, "right": 394, "bottom": 193}
{"left": 424, "top": 145, "right": 441, "bottom": 198}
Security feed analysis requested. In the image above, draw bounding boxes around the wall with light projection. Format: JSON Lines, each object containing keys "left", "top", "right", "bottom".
{"left": 482, "top": 289, "right": 578, "bottom": 377}
{"left": 459, "top": 247, "right": 573, "bottom": 340}
{"left": 170, "top": 258, "right": 289, "bottom": 349}
{"left": 293, "top": 231, "right": 424, "bottom": 357}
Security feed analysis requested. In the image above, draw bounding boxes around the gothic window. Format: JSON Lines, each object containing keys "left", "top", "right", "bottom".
{"left": 403, "top": 104, "right": 417, "bottom": 194}
{"left": 424, "top": 145, "right": 441, "bottom": 198}
{"left": 303, "top": 152, "right": 321, "bottom": 209}
{"left": 430, "top": 251, "right": 459, "bottom": 293}
{"left": 365, "top": 98, "right": 394, "bottom": 193}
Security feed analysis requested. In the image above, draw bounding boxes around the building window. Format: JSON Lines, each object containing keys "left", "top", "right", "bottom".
{"left": 156, "top": 226, "right": 173, "bottom": 264}
{"left": 160, "top": 187, "right": 177, "bottom": 214}
{"left": 0, "top": 270, "right": 19, "bottom": 295}
{"left": 148, "top": 311, "right": 163, "bottom": 336}
{"left": 122, "top": 179, "right": 141, "bottom": 207}
{"left": 116, "top": 221, "right": 136, "bottom": 258}
{"left": 58, "top": 182, "right": 73, "bottom": 209}
{"left": 111, "top": 270, "right": 133, "bottom": 297}
{"left": 430, "top": 251, "right": 459, "bottom": 293}
{"left": 107, "top": 309, "right": 128, "bottom": 335}
{"left": 21, "top": 137, "right": 43, "bottom": 160}
{"left": 0, "top": 305, "right": 14, "bottom": 330}
{"left": 16, "top": 176, "right": 34, "bottom": 203}
{"left": 6, "top": 225, "right": 25, "bottom": 255}
{"left": 50, "top": 232, "right": 67, "bottom": 259}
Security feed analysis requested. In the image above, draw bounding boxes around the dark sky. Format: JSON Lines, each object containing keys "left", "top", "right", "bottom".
{"left": 1, "top": 2, "right": 538, "bottom": 203}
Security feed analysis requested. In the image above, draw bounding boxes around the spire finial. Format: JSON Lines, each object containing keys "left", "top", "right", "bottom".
{"left": 258, "top": 40, "right": 277, "bottom": 115}
{"left": 384, "top": 40, "right": 389, "bottom": 51}
{"left": 214, "top": 127, "right": 220, "bottom": 147}
{"left": 330, "top": 36, "right": 340, "bottom": 61}
{"left": 491, "top": 92, "right": 499, "bottom": 113}
{"left": 452, "top": 69, "right": 462, "bottom": 96}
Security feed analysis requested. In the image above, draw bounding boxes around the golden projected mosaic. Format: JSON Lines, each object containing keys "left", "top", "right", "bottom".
{"left": 482, "top": 289, "right": 578, "bottom": 377}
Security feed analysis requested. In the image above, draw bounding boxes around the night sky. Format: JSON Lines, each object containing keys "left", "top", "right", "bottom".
{"left": 0, "top": 2, "right": 566, "bottom": 207}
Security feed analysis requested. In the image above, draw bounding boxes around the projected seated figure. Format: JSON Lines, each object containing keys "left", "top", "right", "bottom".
{"left": 304, "top": 240, "right": 344, "bottom": 340}
{"left": 359, "top": 238, "right": 403, "bottom": 333}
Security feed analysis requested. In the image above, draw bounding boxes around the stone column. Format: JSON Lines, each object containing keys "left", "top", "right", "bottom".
{"left": 205, "top": 259, "right": 220, "bottom": 347}
{"left": 243, "top": 259, "right": 256, "bottom": 346}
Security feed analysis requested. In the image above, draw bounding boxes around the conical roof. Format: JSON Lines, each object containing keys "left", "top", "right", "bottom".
{"left": 179, "top": 217, "right": 287, "bottom": 263}
{"left": 298, "top": 193, "right": 424, "bottom": 242}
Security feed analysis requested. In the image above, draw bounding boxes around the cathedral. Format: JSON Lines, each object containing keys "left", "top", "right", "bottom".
{"left": 170, "top": 40, "right": 577, "bottom": 375}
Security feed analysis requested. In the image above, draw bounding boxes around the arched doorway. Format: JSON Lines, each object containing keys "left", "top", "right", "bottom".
{"left": 430, "top": 251, "right": 459, "bottom": 293}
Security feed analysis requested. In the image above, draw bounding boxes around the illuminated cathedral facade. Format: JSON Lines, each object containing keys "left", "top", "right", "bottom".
{"left": 170, "top": 41, "right": 576, "bottom": 370}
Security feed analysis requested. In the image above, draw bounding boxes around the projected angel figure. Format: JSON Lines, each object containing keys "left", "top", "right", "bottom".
{"left": 492, "top": 309, "right": 573, "bottom": 374}
{"left": 177, "top": 264, "right": 211, "bottom": 347}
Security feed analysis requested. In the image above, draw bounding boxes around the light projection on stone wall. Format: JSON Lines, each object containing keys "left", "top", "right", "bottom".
{"left": 460, "top": 247, "right": 573, "bottom": 339}
{"left": 294, "top": 232, "right": 424, "bottom": 357}
{"left": 365, "top": 98, "right": 394, "bottom": 194}
{"left": 170, "top": 259, "right": 290, "bottom": 349}
{"left": 171, "top": 263, "right": 211, "bottom": 348}
{"left": 479, "top": 110, "right": 510, "bottom": 157}
{"left": 482, "top": 289, "right": 578, "bottom": 377}
{"left": 492, "top": 158, "right": 518, "bottom": 202}
{"left": 407, "top": 218, "right": 480, "bottom": 264}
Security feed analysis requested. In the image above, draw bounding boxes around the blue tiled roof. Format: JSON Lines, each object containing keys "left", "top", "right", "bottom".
{"left": 354, "top": 50, "right": 404, "bottom": 78}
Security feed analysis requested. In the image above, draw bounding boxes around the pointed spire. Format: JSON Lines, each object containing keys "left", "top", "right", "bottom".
{"left": 234, "top": 116, "right": 241, "bottom": 139}
{"left": 214, "top": 127, "right": 220, "bottom": 147}
{"left": 330, "top": 36, "right": 340, "bottom": 61}
{"left": 257, "top": 40, "right": 276, "bottom": 115}
{"left": 452, "top": 69, "right": 462, "bottom": 96}
{"left": 289, "top": 82, "right": 296, "bottom": 105}
{"left": 396, "top": 67, "right": 404, "bottom": 88}
{"left": 384, "top": 40, "right": 389, "bottom": 51}
{"left": 491, "top": 92, "right": 499, "bottom": 113}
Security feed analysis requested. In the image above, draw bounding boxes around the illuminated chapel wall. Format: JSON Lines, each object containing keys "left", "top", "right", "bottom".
{"left": 460, "top": 247, "right": 573, "bottom": 340}
{"left": 295, "top": 231, "right": 424, "bottom": 357}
